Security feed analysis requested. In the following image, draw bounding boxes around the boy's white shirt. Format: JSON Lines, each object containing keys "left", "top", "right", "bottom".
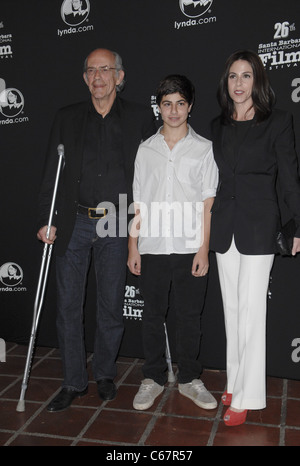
{"left": 132, "top": 124, "right": 218, "bottom": 254}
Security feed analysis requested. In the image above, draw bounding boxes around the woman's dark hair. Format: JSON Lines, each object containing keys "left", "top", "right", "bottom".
{"left": 156, "top": 74, "right": 195, "bottom": 107}
{"left": 217, "top": 49, "right": 275, "bottom": 124}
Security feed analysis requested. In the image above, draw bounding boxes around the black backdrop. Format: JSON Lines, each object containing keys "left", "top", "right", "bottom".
{"left": 1, "top": 0, "right": 300, "bottom": 380}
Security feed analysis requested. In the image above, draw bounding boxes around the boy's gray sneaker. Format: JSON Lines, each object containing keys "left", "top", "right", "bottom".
{"left": 178, "top": 379, "right": 217, "bottom": 409}
{"left": 133, "top": 379, "right": 164, "bottom": 410}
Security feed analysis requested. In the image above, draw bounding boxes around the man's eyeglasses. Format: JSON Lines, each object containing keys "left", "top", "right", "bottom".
{"left": 85, "top": 66, "right": 117, "bottom": 77}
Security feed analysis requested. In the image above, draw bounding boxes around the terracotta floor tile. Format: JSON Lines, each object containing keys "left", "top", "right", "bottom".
{"left": 115, "top": 361, "right": 135, "bottom": 382}
{"left": 84, "top": 409, "right": 152, "bottom": 443}
{"left": 122, "top": 363, "right": 144, "bottom": 384}
{"left": 266, "top": 376, "right": 284, "bottom": 397}
{"left": 107, "top": 384, "right": 139, "bottom": 410}
{"left": 0, "top": 399, "right": 40, "bottom": 431}
{"left": 2, "top": 355, "right": 30, "bottom": 376}
{"left": 247, "top": 397, "right": 282, "bottom": 425}
{"left": 9, "top": 433, "right": 72, "bottom": 446}
{"left": 145, "top": 416, "right": 213, "bottom": 446}
{"left": 284, "top": 428, "right": 300, "bottom": 446}
{"left": 286, "top": 399, "right": 300, "bottom": 427}
{"left": 0, "top": 375, "right": 17, "bottom": 393}
{"left": 6, "top": 378, "right": 61, "bottom": 402}
{"left": 213, "top": 423, "right": 280, "bottom": 446}
{"left": 287, "top": 379, "right": 300, "bottom": 398}
{"left": 23, "top": 406, "right": 96, "bottom": 438}
{"left": 0, "top": 431, "right": 14, "bottom": 445}
{"left": 1, "top": 343, "right": 300, "bottom": 447}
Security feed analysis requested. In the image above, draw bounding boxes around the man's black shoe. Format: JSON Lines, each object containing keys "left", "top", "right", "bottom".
{"left": 47, "top": 387, "right": 88, "bottom": 412}
{"left": 97, "top": 378, "right": 116, "bottom": 401}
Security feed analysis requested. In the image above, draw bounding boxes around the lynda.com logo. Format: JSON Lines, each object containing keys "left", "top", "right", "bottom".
{"left": 0, "top": 79, "right": 24, "bottom": 118}
{"left": 179, "top": 0, "right": 213, "bottom": 18}
{"left": 0, "top": 262, "right": 23, "bottom": 287}
{"left": 61, "top": 0, "right": 90, "bottom": 26}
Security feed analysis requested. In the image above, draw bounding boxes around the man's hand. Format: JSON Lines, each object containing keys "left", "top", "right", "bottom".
{"left": 37, "top": 225, "right": 57, "bottom": 244}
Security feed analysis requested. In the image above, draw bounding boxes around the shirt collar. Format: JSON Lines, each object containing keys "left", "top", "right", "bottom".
{"left": 157, "top": 123, "right": 193, "bottom": 140}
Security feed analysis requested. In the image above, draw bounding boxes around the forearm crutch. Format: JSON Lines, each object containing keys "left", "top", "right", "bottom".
{"left": 16, "top": 145, "right": 65, "bottom": 412}
{"left": 164, "top": 322, "right": 176, "bottom": 382}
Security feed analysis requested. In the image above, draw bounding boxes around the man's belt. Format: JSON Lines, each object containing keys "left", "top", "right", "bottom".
{"left": 77, "top": 204, "right": 108, "bottom": 219}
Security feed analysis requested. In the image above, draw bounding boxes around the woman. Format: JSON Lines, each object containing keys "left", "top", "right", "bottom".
{"left": 210, "top": 50, "right": 300, "bottom": 426}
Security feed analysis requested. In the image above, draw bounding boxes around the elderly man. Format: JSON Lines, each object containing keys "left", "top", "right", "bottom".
{"left": 37, "top": 48, "right": 155, "bottom": 412}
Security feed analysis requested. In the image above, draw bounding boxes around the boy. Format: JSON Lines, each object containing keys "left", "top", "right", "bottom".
{"left": 127, "top": 75, "right": 218, "bottom": 410}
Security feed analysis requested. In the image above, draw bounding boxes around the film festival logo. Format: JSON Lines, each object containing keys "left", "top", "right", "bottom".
{"left": 123, "top": 285, "right": 144, "bottom": 320}
{"left": 0, "top": 20, "right": 13, "bottom": 60}
{"left": 258, "top": 20, "right": 300, "bottom": 71}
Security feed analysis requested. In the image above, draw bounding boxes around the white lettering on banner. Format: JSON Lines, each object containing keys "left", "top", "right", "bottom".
{"left": 0, "top": 34, "right": 12, "bottom": 43}
{"left": 57, "top": 24, "right": 94, "bottom": 36}
{"left": 123, "top": 285, "right": 143, "bottom": 320}
{"left": 259, "top": 51, "right": 300, "bottom": 69}
{"left": 174, "top": 15, "right": 216, "bottom": 29}
{"left": 0, "top": 116, "right": 29, "bottom": 125}
{"left": 257, "top": 21, "right": 300, "bottom": 71}
{"left": 274, "top": 21, "right": 293, "bottom": 39}
{"left": 0, "top": 45, "right": 12, "bottom": 56}
{"left": 291, "top": 338, "right": 300, "bottom": 363}
{"left": 123, "top": 305, "right": 143, "bottom": 320}
{"left": 0, "top": 339, "right": 5, "bottom": 362}
{"left": 291, "top": 78, "right": 300, "bottom": 103}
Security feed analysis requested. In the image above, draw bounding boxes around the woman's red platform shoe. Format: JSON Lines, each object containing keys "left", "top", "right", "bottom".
{"left": 221, "top": 391, "right": 232, "bottom": 406}
{"left": 223, "top": 407, "right": 247, "bottom": 426}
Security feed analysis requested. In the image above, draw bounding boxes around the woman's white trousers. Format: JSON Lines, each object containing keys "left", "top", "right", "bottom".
{"left": 216, "top": 238, "right": 274, "bottom": 410}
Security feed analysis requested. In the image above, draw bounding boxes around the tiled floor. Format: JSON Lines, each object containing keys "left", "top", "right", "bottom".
{"left": 1, "top": 342, "right": 300, "bottom": 447}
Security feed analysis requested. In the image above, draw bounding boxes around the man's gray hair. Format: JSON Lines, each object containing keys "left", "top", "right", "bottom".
{"left": 112, "top": 51, "right": 125, "bottom": 92}
{"left": 83, "top": 49, "right": 125, "bottom": 92}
